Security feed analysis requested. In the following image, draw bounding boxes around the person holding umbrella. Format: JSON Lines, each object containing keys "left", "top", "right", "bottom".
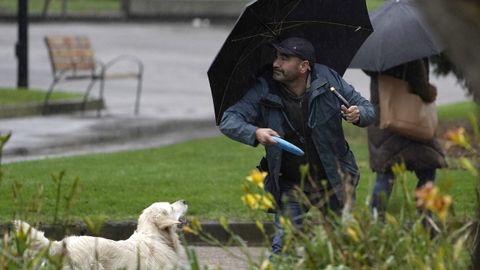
{"left": 349, "top": 0, "right": 447, "bottom": 218}
{"left": 365, "top": 59, "right": 447, "bottom": 217}
{"left": 219, "top": 37, "right": 375, "bottom": 254}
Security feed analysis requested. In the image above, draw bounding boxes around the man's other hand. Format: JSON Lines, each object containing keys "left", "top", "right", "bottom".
{"left": 341, "top": 105, "right": 360, "bottom": 124}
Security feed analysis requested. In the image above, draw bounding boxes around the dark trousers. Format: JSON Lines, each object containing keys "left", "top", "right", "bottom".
{"left": 370, "top": 169, "right": 436, "bottom": 214}
{"left": 271, "top": 185, "right": 343, "bottom": 254}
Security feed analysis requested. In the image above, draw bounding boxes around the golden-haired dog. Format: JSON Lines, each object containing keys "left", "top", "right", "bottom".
{"left": 15, "top": 200, "right": 188, "bottom": 270}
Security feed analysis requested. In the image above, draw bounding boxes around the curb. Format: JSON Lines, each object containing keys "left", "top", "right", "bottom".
{"left": 1, "top": 221, "right": 274, "bottom": 246}
{"left": 0, "top": 99, "right": 104, "bottom": 119}
{"left": 2, "top": 117, "right": 220, "bottom": 162}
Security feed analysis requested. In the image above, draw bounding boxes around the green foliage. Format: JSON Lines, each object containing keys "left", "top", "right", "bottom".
{"left": 267, "top": 210, "right": 472, "bottom": 269}
{"left": 185, "top": 162, "right": 475, "bottom": 270}
{"left": 0, "top": 136, "right": 101, "bottom": 269}
{"left": 182, "top": 116, "right": 479, "bottom": 270}
{"left": 186, "top": 172, "right": 473, "bottom": 269}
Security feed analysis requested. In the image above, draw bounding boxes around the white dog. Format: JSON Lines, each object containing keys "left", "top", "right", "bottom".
{"left": 14, "top": 200, "right": 188, "bottom": 270}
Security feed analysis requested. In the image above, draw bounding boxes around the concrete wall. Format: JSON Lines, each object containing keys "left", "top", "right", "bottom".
{"left": 126, "top": 0, "right": 250, "bottom": 19}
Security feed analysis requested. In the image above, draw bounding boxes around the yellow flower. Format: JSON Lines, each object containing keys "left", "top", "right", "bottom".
{"left": 259, "top": 195, "right": 274, "bottom": 210}
{"left": 391, "top": 163, "right": 406, "bottom": 176}
{"left": 416, "top": 183, "right": 453, "bottom": 221}
{"left": 256, "top": 220, "right": 266, "bottom": 234}
{"left": 241, "top": 193, "right": 262, "bottom": 209}
{"left": 460, "top": 157, "right": 478, "bottom": 177}
{"left": 246, "top": 169, "right": 267, "bottom": 188}
{"left": 279, "top": 216, "right": 293, "bottom": 231}
{"left": 260, "top": 259, "right": 273, "bottom": 270}
{"left": 385, "top": 213, "right": 398, "bottom": 227}
{"left": 190, "top": 216, "right": 202, "bottom": 232}
{"left": 434, "top": 195, "right": 452, "bottom": 222}
{"left": 219, "top": 216, "right": 229, "bottom": 230}
{"left": 182, "top": 226, "right": 197, "bottom": 235}
{"left": 444, "top": 127, "right": 471, "bottom": 149}
{"left": 345, "top": 227, "right": 360, "bottom": 242}
{"left": 415, "top": 182, "right": 438, "bottom": 209}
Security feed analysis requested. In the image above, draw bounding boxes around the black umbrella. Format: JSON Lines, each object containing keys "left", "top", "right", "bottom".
{"left": 349, "top": 0, "right": 444, "bottom": 71}
{"left": 208, "top": 0, "right": 373, "bottom": 125}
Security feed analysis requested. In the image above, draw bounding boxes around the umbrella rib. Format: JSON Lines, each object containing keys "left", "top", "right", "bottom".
{"left": 232, "top": 21, "right": 372, "bottom": 43}
{"left": 272, "top": 0, "right": 302, "bottom": 35}
{"left": 249, "top": 8, "right": 278, "bottom": 39}
{"left": 231, "top": 32, "right": 276, "bottom": 42}
{"left": 283, "top": 20, "right": 373, "bottom": 32}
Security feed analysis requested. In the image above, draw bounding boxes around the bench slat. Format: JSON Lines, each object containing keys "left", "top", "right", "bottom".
{"left": 45, "top": 36, "right": 96, "bottom": 73}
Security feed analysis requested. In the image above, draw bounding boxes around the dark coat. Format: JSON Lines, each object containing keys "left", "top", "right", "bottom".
{"left": 366, "top": 59, "right": 447, "bottom": 173}
{"left": 220, "top": 64, "right": 376, "bottom": 206}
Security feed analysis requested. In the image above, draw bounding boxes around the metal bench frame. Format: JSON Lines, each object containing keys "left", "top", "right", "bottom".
{"left": 44, "top": 36, "right": 144, "bottom": 116}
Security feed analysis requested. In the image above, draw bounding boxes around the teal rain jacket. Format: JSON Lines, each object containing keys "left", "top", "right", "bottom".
{"left": 220, "top": 64, "right": 376, "bottom": 206}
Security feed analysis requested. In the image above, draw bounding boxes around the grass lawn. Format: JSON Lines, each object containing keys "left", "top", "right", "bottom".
{"left": 366, "top": 0, "right": 384, "bottom": 11}
{"left": 0, "top": 101, "right": 477, "bottom": 224}
{"left": 0, "top": 88, "right": 82, "bottom": 105}
{"left": 437, "top": 100, "right": 479, "bottom": 123}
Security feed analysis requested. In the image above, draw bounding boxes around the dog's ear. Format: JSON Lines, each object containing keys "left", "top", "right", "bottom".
{"left": 153, "top": 209, "right": 180, "bottom": 230}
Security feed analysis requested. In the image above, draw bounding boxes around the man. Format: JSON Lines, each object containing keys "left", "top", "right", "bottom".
{"left": 219, "top": 37, "right": 375, "bottom": 254}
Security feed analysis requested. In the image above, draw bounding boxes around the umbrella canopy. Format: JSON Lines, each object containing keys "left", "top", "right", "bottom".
{"left": 208, "top": 0, "right": 372, "bottom": 125}
{"left": 349, "top": 0, "right": 444, "bottom": 71}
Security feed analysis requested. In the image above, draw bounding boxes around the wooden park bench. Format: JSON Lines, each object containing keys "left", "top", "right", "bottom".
{"left": 44, "top": 36, "right": 144, "bottom": 115}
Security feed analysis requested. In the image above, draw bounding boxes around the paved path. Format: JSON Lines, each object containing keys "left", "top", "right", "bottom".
{"left": 181, "top": 246, "right": 266, "bottom": 269}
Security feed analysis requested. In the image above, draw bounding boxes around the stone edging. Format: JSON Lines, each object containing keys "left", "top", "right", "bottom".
{"left": 1, "top": 221, "right": 274, "bottom": 246}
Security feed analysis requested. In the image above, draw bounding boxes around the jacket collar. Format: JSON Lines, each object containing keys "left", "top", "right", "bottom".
{"left": 309, "top": 64, "right": 328, "bottom": 94}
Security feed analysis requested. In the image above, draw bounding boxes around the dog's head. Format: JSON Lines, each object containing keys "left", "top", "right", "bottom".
{"left": 137, "top": 200, "right": 188, "bottom": 234}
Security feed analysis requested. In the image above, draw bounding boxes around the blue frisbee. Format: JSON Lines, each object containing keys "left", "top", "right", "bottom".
{"left": 272, "top": 136, "right": 305, "bottom": 156}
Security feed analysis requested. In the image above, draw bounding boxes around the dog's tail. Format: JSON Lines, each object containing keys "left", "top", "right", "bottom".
{"left": 13, "top": 220, "right": 51, "bottom": 251}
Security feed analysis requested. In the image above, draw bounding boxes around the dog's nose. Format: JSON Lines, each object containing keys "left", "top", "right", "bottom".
{"left": 178, "top": 199, "right": 187, "bottom": 205}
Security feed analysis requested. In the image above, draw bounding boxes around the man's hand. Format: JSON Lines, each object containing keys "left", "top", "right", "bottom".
{"left": 341, "top": 105, "right": 360, "bottom": 124}
{"left": 255, "top": 128, "right": 280, "bottom": 145}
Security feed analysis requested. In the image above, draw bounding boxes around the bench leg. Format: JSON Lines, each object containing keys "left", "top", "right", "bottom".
{"left": 134, "top": 74, "right": 143, "bottom": 115}
{"left": 43, "top": 78, "right": 59, "bottom": 114}
{"left": 97, "top": 77, "right": 105, "bottom": 117}
{"left": 82, "top": 78, "right": 98, "bottom": 115}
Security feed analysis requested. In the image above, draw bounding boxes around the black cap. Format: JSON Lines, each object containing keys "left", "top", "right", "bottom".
{"left": 272, "top": 37, "right": 316, "bottom": 63}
